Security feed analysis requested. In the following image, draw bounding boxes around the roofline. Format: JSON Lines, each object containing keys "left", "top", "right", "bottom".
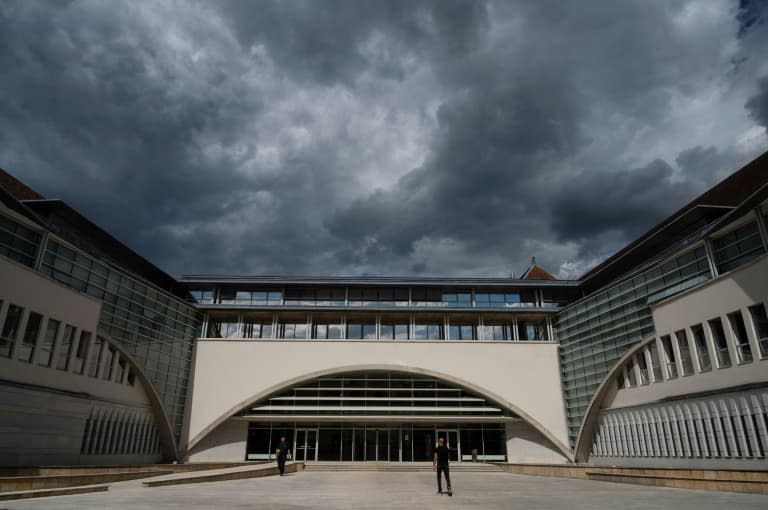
{"left": 177, "top": 275, "right": 581, "bottom": 286}
{"left": 578, "top": 149, "right": 768, "bottom": 282}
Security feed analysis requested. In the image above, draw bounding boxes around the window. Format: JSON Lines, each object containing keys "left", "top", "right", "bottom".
{"left": 659, "top": 336, "right": 677, "bottom": 379}
{"left": 748, "top": 304, "right": 768, "bottom": 358}
{"left": 345, "top": 322, "right": 375, "bottom": 339}
{"left": 244, "top": 321, "right": 273, "bottom": 339}
{"left": 482, "top": 324, "right": 510, "bottom": 341}
{"left": 73, "top": 331, "right": 92, "bottom": 374}
{"left": 38, "top": 318, "right": 60, "bottom": 367}
{"left": 518, "top": 321, "right": 547, "bottom": 341}
{"left": 313, "top": 322, "right": 343, "bottom": 339}
{"left": 413, "top": 323, "right": 443, "bottom": 340}
{"left": 708, "top": 318, "right": 732, "bottom": 368}
{"left": 636, "top": 352, "right": 649, "bottom": 385}
{"left": 315, "top": 288, "right": 346, "bottom": 306}
{"left": 103, "top": 346, "right": 116, "bottom": 380}
{"left": 728, "top": 311, "right": 753, "bottom": 363}
{"left": 86, "top": 336, "right": 105, "bottom": 377}
{"left": 55, "top": 324, "right": 76, "bottom": 371}
{"left": 0, "top": 304, "right": 23, "bottom": 358}
{"left": 442, "top": 292, "right": 472, "bottom": 308}
{"left": 675, "top": 330, "right": 695, "bottom": 375}
{"left": 691, "top": 324, "right": 712, "bottom": 371}
{"left": 411, "top": 289, "right": 442, "bottom": 307}
{"left": 115, "top": 357, "right": 126, "bottom": 383}
{"left": 380, "top": 322, "right": 409, "bottom": 340}
{"left": 626, "top": 359, "right": 638, "bottom": 387}
{"left": 218, "top": 288, "right": 236, "bottom": 304}
{"left": 17, "top": 311, "right": 42, "bottom": 362}
{"left": 280, "top": 323, "right": 307, "bottom": 339}
{"left": 448, "top": 323, "right": 476, "bottom": 340}
{"left": 711, "top": 221, "right": 765, "bottom": 273}
{"left": 207, "top": 318, "right": 239, "bottom": 338}
{"left": 0, "top": 214, "right": 41, "bottom": 267}
{"left": 188, "top": 289, "right": 214, "bottom": 304}
{"left": 126, "top": 369, "right": 136, "bottom": 386}
{"left": 648, "top": 342, "right": 663, "bottom": 381}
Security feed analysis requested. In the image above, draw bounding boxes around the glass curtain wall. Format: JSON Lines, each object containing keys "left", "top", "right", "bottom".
{"left": 555, "top": 246, "right": 711, "bottom": 445}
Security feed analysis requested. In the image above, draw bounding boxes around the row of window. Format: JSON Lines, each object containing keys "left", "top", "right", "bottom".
{"left": 188, "top": 287, "right": 570, "bottom": 309}
{"left": 0, "top": 300, "right": 135, "bottom": 386}
{"left": 592, "top": 387, "right": 768, "bottom": 459}
{"left": 619, "top": 303, "right": 768, "bottom": 389}
{"left": 205, "top": 314, "right": 551, "bottom": 341}
{"left": 80, "top": 408, "right": 161, "bottom": 456}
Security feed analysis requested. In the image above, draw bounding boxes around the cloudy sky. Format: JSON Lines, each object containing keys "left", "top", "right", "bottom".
{"left": 1, "top": 1, "right": 767, "bottom": 279}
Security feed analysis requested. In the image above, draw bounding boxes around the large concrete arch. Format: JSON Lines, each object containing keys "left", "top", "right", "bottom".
{"left": 186, "top": 363, "right": 573, "bottom": 460}
{"left": 101, "top": 334, "right": 179, "bottom": 461}
{"left": 573, "top": 335, "right": 657, "bottom": 463}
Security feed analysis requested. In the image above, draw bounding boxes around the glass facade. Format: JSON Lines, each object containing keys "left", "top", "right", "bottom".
{"left": 555, "top": 246, "right": 711, "bottom": 444}
{"left": 39, "top": 239, "right": 200, "bottom": 441}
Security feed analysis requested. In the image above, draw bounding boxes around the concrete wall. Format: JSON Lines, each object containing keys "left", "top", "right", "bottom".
{"left": 187, "top": 419, "right": 248, "bottom": 462}
{"left": 505, "top": 422, "right": 569, "bottom": 463}
{"left": 0, "top": 257, "right": 164, "bottom": 466}
{"left": 184, "top": 340, "right": 571, "bottom": 458}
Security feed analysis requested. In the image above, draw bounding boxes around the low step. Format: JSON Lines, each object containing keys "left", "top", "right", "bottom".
{"left": 0, "top": 484, "right": 108, "bottom": 501}
{"left": 0, "top": 470, "right": 172, "bottom": 493}
{"left": 585, "top": 470, "right": 768, "bottom": 495}
{"left": 305, "top": 463, "right": 502, "bottom": 472}
{"left": 143, "top": 462, "right": 305, "bottom": 487}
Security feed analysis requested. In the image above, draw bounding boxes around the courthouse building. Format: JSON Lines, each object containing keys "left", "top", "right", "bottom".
{"left": 0, "top": 151, "right": 767, "bottom": 469}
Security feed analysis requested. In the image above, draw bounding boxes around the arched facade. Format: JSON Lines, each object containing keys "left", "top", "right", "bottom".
{"left": 184, "top": 340, "right": 573, "bottom": 463}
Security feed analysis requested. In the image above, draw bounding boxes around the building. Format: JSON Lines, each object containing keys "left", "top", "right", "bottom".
{"left": 0, "top": 151, "right": 766, "bottom": 468}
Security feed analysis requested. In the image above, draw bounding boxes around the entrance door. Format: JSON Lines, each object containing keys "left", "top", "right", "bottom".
{"left": 436, "top": 429, "right": 460, "bottom": 462}
{"left": 294, "top": 429, "right": 318, "bottom": 462}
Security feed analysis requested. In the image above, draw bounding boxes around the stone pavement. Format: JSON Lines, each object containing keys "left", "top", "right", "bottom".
{"left": 4, "top": 470, "right": 767, "bottom": 510}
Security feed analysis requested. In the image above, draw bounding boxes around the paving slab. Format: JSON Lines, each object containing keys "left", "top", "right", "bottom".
{"left": 2, "top": 470, "right": 767, "bottom": 510}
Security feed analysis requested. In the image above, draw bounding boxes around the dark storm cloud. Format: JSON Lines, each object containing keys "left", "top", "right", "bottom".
{"left": 746, "top": 76, "right": 768, "bottom": 131}
{"left": 0, "top": 1, "right": 766, "bottom": 279}
{"left": 216, "top": 0, "right": 489, "bottom": 84}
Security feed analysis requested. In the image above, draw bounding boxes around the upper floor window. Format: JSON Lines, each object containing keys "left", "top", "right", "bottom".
{"left": 748, "top": 304, "right": 768, "bottom": 358}
{"left": 708, "top": 318, "right": 732, "bottom": 368}
{"left": 441, "top": 291, "right": 472, "bottom": 308}
{"left": 712, "top": 221, "right": 765, "bottom": 274}
{"left": 188, "top": 289, "right": 214, "bottom": 304}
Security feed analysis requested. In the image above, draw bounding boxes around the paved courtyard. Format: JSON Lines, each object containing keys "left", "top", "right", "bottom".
{"left": 5, "top": 470, "right": 768, "bottom": 510}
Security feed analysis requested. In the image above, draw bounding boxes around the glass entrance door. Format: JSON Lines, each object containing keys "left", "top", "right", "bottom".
{"left": 436, "top": 429, "right": 460, "bottom": 462}
{"left": 294, "top": 429, "right": 318, "bottom": 462}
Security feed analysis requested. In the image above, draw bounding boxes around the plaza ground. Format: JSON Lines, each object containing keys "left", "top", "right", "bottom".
{"left": 4, "top": 469, "right": 768, "bottom": 510}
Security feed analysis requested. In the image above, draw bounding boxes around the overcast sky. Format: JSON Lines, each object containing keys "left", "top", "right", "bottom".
{"left": 1, "top": 1, "right": 767, "bottom": 279}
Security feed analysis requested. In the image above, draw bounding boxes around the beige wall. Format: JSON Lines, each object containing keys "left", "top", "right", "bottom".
{"left": 607, "top": 256, "right": 768, "bottom": 410}
{"left": 185, "top": 340, "right": 570, "bottom": 456}
{"left": 187, "top": 419, "right": 248, "bottom": 462}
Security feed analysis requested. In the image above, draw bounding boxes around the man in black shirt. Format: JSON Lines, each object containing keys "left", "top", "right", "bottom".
{"left": 432, "top": 436, "right": 452, "bottom": 496}
{"left": 275, "top": 436, "right": 291, "bottom": 476}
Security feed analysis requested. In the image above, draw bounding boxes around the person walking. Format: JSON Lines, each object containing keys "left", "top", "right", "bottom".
{"left": 275, "top": 436, "right": 291, "bottom": 476}
{"left": 432, "top": 436, "right": 452, "bottom": 496}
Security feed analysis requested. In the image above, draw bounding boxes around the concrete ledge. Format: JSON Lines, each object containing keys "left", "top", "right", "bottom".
{"left": 586, "top": 470, "right": 768, "bottom": 495}
{"left": 142, "top": 462, "right": 305, "bottom": 487}
{"left": 0, "top": 462, "right": 254, "bottom": 477}
{"left": 0, "top": 470, "right": 171, "bottom": 492}
{"left": 499, "top": 463, "right": 768, "bottom": 494}
{"left": 0, "top": 484, "right": 109, "bottom": 501}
